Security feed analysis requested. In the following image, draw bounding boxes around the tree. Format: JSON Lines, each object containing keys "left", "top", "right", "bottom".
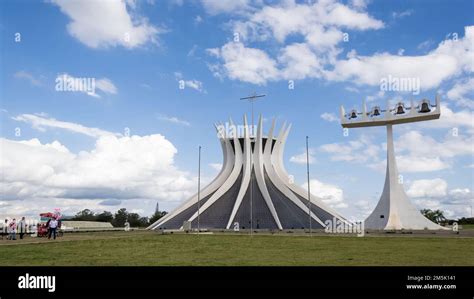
{"left": 138, "top": 217, "right": 149, "bottom": 227}
{"left": 149, "top": 211, "right": 167, "bottom": 225}
{"left": 457, "top": 217, "right": 474, "bottom": 225}
{"left": 127, "top": 213, "right": 141, "bottom": 227}
{"left": 96, "top": 211, "right": 113, "bottom": 223}
{"left": 113, "top": 208, "right": 128, "bottom": 227}
{"left": 421, "top": 209, "right": 446, "bottom": 224}
{"left": 73, "top": 209, "right": 96, "bottom": 221}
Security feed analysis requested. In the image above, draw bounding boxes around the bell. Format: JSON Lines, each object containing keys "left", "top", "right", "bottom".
{"left": 372, "top": 106, "right": 380, "bottom": 116}
{"left": 350, "top": 110, "right": 357, "bottom": 119}
{"left": 420, "top": 101, "right": 431, "bottom": 113}
{"left": 396, "top": 103, "right": 405, "bottom": 114}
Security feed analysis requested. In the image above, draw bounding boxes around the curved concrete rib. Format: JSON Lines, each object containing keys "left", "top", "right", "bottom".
{"left": 147, "top": 122, "right": 234, "bottom": 229}
{"left": 226, "top": 115, "right": 252, "bottom": 229}
{"left": 254, "top": 116, "right": 283, "bottom": 230}
{"left": 272, "top": 124, "right": 349, "bottom": 224}
{"left": 187, "top": 118, "right": 243, "bottom": 223}
{"left": 263, "top": 119, "right": 326, "bottom": 227}
{"left": 272, "top": 122, "right": 289, "bottom": 183}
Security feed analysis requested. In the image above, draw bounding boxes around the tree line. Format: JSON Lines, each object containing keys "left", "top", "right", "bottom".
{"left": 421, "top": 209, "right": 474, "bottom": 225}
{"left": 71, "top": 208, "right": 167, "bottom": 227}
{"left": 71, "top": 208, "right": 472, "bottom": 228}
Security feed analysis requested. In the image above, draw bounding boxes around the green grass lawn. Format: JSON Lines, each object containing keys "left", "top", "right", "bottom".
{"left": 461, "top": 224, "right": 474, "bottom": 229}
{"left": 1, "top": 231, "right": 473, "bottom": 266}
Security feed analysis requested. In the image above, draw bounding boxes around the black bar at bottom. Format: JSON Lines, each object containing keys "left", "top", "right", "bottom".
{"left": 0, "top": 267, "right": 472, "bottom": 298}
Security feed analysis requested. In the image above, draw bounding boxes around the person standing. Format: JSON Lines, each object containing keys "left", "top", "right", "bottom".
{"left": 1, "top": 219, "right": 7, "bottom": 240}
{"left": 48, "top": 217, "right": 58, "bottom": 240}
{"left": 4, "top": 219, "right": 8, "bottom": 240}
{"left": 18, "top": 217, "right": 26, "bottom": 239}
{"left": 9, "top": 219, "right": 17, "bottom": 240}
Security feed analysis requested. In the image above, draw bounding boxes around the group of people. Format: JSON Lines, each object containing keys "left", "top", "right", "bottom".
{"left": 1, "top": 216, "right": 59, "bottom": 240}
{"left": 1, "top": 217, "right": 27, "bottom": 240}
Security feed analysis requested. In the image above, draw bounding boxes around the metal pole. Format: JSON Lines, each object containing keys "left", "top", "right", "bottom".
{"left": 250, "top": 118, "right": 253, "bottom": 236}
{"left": 240, "top": 92, "right": 265, "bottom": 137}
{"left": 306, "top": 136, "right": 312, "bottom": 236}
{"left": 197, "top": 146, "right": 201, "bottom": 234}
{"left": 240, "top": 92, "right": 265, "bottom": 236}
{"left": 250, "top": 97, "right": 254, "bottom": 236}
{"left": 251, "top": 100, "right": 254, "bottom": 137}
{"left": 250, "top": 98, "right": 256, "bottom": 235}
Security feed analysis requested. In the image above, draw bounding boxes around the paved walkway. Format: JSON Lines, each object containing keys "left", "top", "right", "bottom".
{"left": 0, "top": 230, "right": 151, "bottom": 246}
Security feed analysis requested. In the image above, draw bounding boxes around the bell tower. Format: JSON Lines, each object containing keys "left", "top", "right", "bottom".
{"left": 340, "top": 95, "right": 447, "bottom": 230}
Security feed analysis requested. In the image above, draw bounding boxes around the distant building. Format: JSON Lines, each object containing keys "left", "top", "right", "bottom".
{"left": 61, "top": 221, "right": 113, "bottom": 231}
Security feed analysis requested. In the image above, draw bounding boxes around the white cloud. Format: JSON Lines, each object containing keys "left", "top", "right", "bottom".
{"left": 174, "top": 72, "right": 205, "bottom": 92}
{"left": 353, "top": 199, "right": 372, "bottom": 219}
{"left": 157, "top": 114, "right": 191, "bottom": 126}
{"left": 290, "top": 149, "right": 315, "bottom": 165}
{"left": 392, "top": 9, "right": 413, "bottom": 19}
{"left": 55, "top": 73, "right": 118, "bottom": 98}
{"left": 12, "top": 113, "right": 118, "bottom": 138}
{"left": 369, "top": 128, "right": 472, "bottom": 173}
{"left": 50, "top": 0, "right": 162, "bottom": 49}
{"left": 417, "top": 104, "right": 474, "bottom": 131}
{"left": 446, "top": 78, "right": 474, "bottom": 109}
{"left": 184, "top": 80, "right": 204, "bottom": 92}
{"left": 2, "top": 114, "right": 201, "bottom": 217}
{"left": 365, "top": 89, "right": 385, "bottom": 102}
{"left": 278, "top": 42, "right": 324, "bottom": 80}
{"left": 187, "top": 45, "right": 198, "bottom": 57}
{"left": 0, "top": 135, "right": 195, "bottom": 215}
{"left": 302, "top": 179, "right": 347, "bottom": 209}
{"left": 95, "top": 78, "right": 118, "bottom": 95}
{"left": 14, "top": 71, "right": 43, "bottom": 86}
{"left": 407, "top": 178, "right": 448, "bottom": 198}
{"left": 194, "top": 15, "right": 203, "bottom": 24}
{"left": 393, "top": 156, "right": 450, "bottom": 173}
{"left": 208, "top": 42, "right": 279, "bottom": 84}
{"left": 209, "top": 163, "right": 222, "bottom": 171}
{"left": 417, "top": 39, "right": 434, "bottom": 51}
{"left": 412, "top": 198, "right": 445, "bottom": 211}
{"left": 320, "top": 112, "right": 338, "bottom": 122}
{"left": 200, "top": 0, "right": 252, "bottom": 15}
{"left": 207, "top": 1, "right": 473, "bottom": 91}
{"left": 396, "top": 130, "right": 473, "bottom": 159}
{"left": 448, "top": 188, "right": 473, "bottom": 204}
{"left": 350, "top": 0, "right": 369, "bottom": 10}
{"left": 321, "top": 115, "right": 473, "bottom": 173}
{"left": 319, "top": 135, "right": 380, "bottom": 163}
{"left": 207, "top": 0, "right": 383, "bottom": 85}
{"left": 407, "top": 183, "right": 473, "bottom": 219}
{"left": 327, "top": 26, "right": 474, "bottom": 90}
{"left": 327, "top": 52, "right": 457, "bottom": 90}
{"left": 140, "top": 83, "right": 152, "bottom": 90}
{"left": 344, "top": 86, "right": 360, "bottom": 93}
{"left": 234, "top": 0, "right": 382, "bottom": 43}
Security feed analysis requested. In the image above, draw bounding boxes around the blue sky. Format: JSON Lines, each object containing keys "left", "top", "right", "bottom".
{"left": 1, "top": 0, "right": 473, "bottom": 221}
